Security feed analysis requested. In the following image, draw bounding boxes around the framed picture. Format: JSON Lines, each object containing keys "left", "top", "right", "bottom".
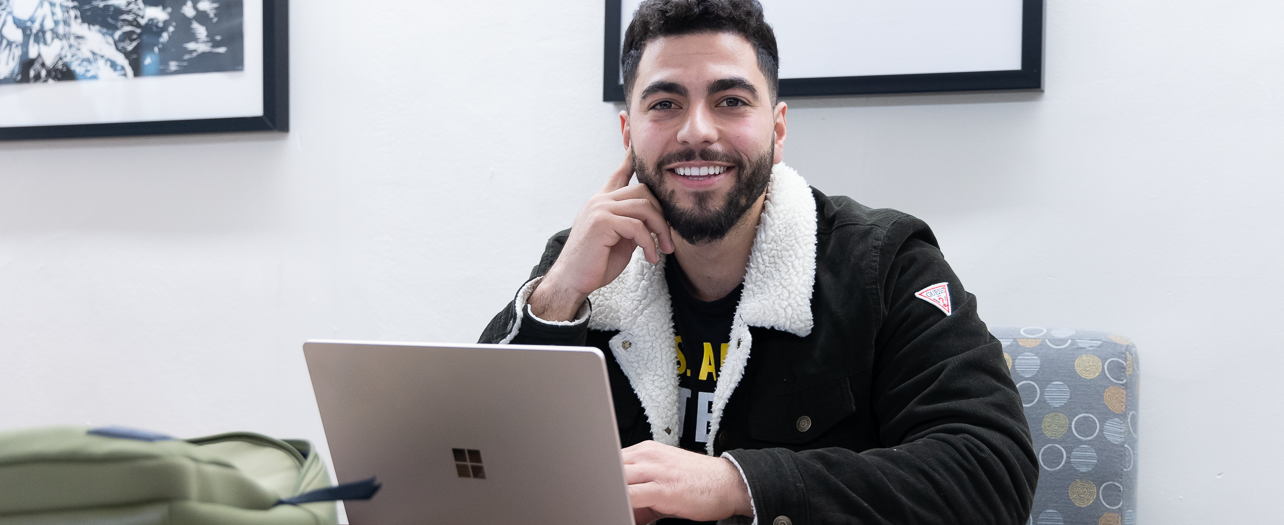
{"left": 603, "top": 0, "right": 1043, "bottom": 101}
{"left": 0, "top": 0, "right": 288, "bottom": 140}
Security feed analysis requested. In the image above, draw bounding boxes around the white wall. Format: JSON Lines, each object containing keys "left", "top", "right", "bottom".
{"left": 1, "top": 0, "right": 1280, "bottom": 522}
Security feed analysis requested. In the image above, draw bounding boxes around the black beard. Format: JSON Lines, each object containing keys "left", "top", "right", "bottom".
{"left": 633, "top": 144, "right": 774, "bottom": 245}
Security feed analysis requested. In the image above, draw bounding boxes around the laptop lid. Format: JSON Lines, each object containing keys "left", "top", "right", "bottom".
{"left": 304, "top": 341, "right": 634, "bottom": 525}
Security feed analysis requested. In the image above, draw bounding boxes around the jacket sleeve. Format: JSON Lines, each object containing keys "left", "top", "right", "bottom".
{"left": 478, "top": 229, "right": 591, "bottom": 346}
{"left": 726, "top": 216, "right": 1037, "bottom": 525}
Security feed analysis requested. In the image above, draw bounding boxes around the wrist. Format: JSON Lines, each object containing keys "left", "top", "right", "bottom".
{"left": 719, "top": 454, "right": 756, "bottom": 519}
{"left": 721, "top": 458, "right": 753, "bottom": 517}
{"left": 529, "top": 270, "right": 588, "bottom": 322}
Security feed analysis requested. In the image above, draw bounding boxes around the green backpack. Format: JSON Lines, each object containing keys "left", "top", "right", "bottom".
{"left": 0, "top": 426, "right": 378, "bottom": 525}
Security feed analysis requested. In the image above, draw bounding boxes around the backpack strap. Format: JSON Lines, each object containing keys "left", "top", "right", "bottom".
{"left": 87, "top": 426, "right": 175, "bottom": 442}
{"left": 276, "top": 476, "right": 382, "bottom": 505}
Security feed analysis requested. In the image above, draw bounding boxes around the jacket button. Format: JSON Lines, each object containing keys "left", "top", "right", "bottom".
{"left": 621, "top": 341, "right": 632, "bottom": 349}
{"left": 796, "top": 416, "right": 812, "bottom": 433}
{"left": 773, "top": 516, "right": 792, "bottom": 525}
{"left": 717, "top": 431, "right": 727, "bottom": 446}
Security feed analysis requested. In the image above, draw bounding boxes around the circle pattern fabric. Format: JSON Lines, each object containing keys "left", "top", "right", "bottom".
{"left": 1069, "top": 479, "right": 1097, "bottom": 507}
{"left": 1015, "top": 353, "right": 1041, "bottom": 378}
{"left": 1043, "top": 413, "right": 1069, "bottom": 439}
{"left": 1075, "top": 355, "right": 1103, "bottom": 379}
{"left": 1045, "top": 381, "right": 1071, "bottom": 408}
{"left": 1103, "top": 419, "right": 1126, "bottom": 444}
{"left": 1104, "top": 386, "right": 1126, "bottom": 413}
{"left": 1071, "top": 445, "right": 1097, "bottom": 473}
{"left": 993, "top": 327, "right": 1140, "bottom": 524}
{"left": 1037, "top": 509, "right": 1064, "bottom": 525}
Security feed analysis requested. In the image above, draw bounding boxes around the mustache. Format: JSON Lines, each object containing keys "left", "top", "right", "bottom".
{"left": 654, "top": 148, "right": 744, "bottom": 169}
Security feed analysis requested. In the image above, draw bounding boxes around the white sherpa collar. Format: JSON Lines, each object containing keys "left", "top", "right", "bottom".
{"left": 587, "top": 163, "right": 818, "bottom": 452}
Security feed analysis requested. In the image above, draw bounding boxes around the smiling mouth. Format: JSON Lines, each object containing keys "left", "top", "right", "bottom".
{"left": 670, "top": 165, "right": 730, "bottom": 180}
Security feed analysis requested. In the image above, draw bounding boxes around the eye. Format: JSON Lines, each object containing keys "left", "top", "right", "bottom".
{"left": 718, "top": 97, "right": 749, "bottom": 108}
{"left": 650, "top": 100, "right": 678, "bottom": 111}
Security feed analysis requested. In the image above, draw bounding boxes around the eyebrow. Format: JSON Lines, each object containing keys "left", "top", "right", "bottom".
{"left": 708, "top": 77, "right": 758, "bottom": 100}
{"left": 637, "top": 77, "right": 760, "bottom": 102}
{"left": 640, "top": 81, "right": 688, "bottom": 101}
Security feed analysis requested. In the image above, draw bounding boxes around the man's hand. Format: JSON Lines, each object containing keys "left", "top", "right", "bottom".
{"left": 623, "top": 441, "right": 754, "bottom": 524}
{"left": 529, "top": 150, "right": 675, "bottom": 321}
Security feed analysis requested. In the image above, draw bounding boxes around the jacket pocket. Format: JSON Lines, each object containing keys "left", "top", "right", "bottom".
{"left": 750, "top": 377, "right": 856, "bottom": 445}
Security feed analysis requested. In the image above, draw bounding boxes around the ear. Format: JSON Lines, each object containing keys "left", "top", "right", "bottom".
{"left": 620, "top": 110, "right": 631, "bottom": 151}
{"left": 772, "top": 102, "right": 787, "bottom": 164}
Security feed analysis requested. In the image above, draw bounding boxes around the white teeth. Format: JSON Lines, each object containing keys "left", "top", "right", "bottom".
{"left": 675, "top": 166, "right": 727, "bottom": 177}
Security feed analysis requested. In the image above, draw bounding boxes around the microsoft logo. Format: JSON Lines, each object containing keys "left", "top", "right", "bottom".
{"left": 453, "top": 448, "right": 485, "bottom": 479}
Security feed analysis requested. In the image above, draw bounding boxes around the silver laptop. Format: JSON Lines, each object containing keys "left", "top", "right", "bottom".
{"left": 304, "top": 341, "right": 634, "bottom": 525}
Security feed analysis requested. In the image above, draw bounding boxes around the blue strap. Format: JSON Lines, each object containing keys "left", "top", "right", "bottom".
{"left": 277, "top": 477, "right": 381, "bottom": 505}
{"left": 88, "top": 426, "right": 175, "bottom": 442}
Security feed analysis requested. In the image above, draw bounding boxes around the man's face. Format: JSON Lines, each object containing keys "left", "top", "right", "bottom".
{"left": 621, "top": 32, "right": 786, "bottom": 245}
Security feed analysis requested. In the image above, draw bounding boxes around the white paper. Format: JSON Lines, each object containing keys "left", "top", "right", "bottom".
{"left": 620, "top": 0, "right": 1023, "bottom": 81}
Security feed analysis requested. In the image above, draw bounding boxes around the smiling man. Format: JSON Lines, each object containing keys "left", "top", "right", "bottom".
{"left": 479, "top": 1, "right": 1037, "bottom": 524}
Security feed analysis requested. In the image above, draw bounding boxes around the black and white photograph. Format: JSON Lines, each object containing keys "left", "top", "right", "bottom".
{"left": 0, "top": 0, "right": 243, "bottom": 85}
{"left": 0, "top": 0, "right": 284, "bottom": 141}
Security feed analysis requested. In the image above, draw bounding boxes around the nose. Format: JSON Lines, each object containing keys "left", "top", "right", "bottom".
{"left": 676, "top": 102, "right": 717, "bottom": 147}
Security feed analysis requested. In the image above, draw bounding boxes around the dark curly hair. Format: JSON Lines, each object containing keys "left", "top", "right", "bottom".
{"left": 621, "top": 0, "right": 779, "bottom": 106}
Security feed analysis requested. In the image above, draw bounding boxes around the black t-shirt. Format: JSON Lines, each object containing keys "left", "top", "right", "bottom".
{"left": 662, "top": 259, "right": 743, "bottom": 525}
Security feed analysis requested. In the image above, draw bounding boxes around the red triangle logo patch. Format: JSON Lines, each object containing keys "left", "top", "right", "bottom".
{"left": 915, "top": 282, "right": 952, "bottom": 316}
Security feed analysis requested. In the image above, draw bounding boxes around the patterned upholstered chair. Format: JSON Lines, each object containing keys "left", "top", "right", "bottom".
{"left": 991, "top": 327, "right": 1140, "bottom": 525}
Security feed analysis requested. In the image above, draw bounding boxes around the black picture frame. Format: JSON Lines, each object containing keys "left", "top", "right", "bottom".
{"left": 0, "top": 0, "right": 289, "bottom": 141}
{"left": 603, "top": 0, "right": 1044, "bottom": 102}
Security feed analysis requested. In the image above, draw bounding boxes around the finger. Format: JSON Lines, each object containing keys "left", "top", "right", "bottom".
{"left": 621, "top": 444, "right": 641, "bottom": 464}
{"left": 614, "top": 185, "right": 674, "bottom": 253}
{"left": 624, "top": 462, "right": 659, "bottom": 485}
{"left": 604, "top": 215, "right": 658, "bottom": 264}
{"left": 603, "top": 199, "right": 672, "bottom": 254}
{"left": 622, "top": 439, "right": 662, "bottom": 454}
{"left": 620, "top": 440, "right": 656, "bottom": 464}
{"left": 601, "top": 148, "right": 635, "bottom": 193}
{"left": 600, "top": 214, "right": 657, "bottom": 261}
{"left": 627, "top": 481, "right": 665, "bottom": 511}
